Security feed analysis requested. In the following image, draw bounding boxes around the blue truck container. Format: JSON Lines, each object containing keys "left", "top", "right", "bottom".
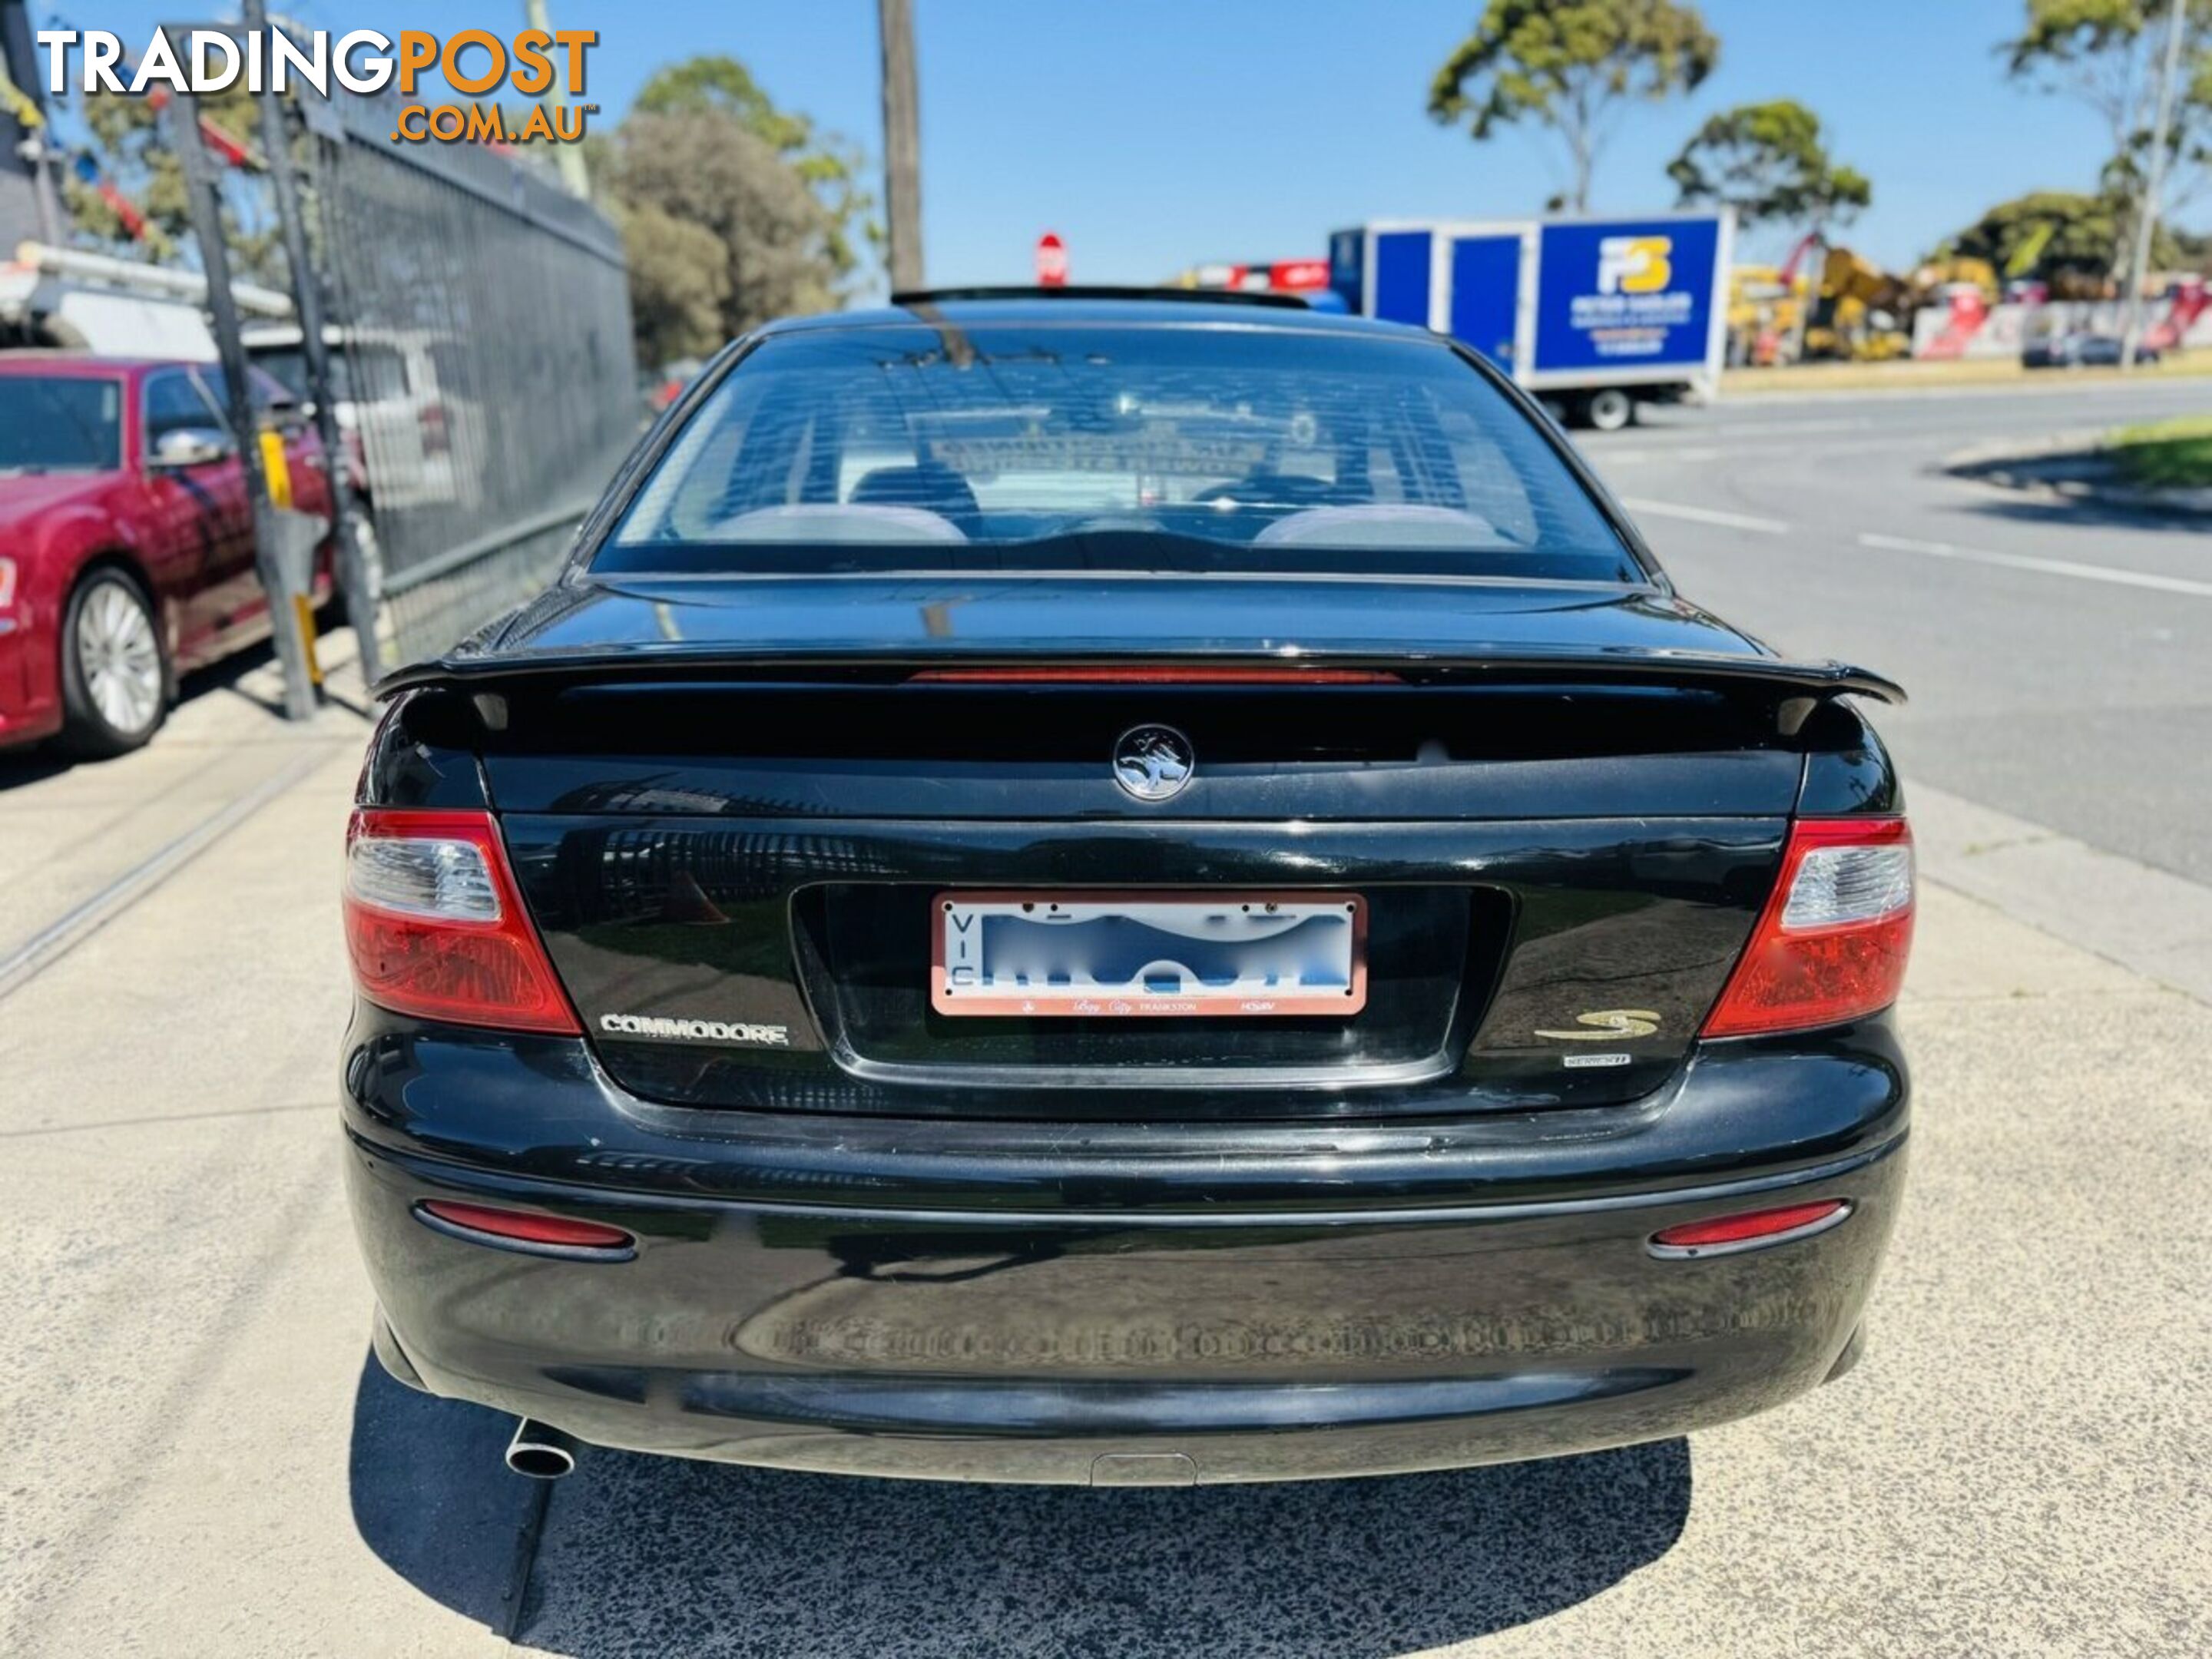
{"left": 1328, "top": 210, "right": 1734, "bottom": 429}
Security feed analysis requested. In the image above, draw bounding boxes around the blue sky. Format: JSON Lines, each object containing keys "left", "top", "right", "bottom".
{"left": 66, "top": 1, "right": 2147, "bottom": 289}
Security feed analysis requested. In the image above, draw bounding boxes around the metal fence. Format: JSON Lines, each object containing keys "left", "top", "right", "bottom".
{"left": 301, "top": 87, "right": 637, "bottom": 672}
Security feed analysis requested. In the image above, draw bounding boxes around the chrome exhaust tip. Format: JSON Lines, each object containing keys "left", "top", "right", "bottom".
{"left": 505, "top": 1418, "right": 578, "bottom": 1479}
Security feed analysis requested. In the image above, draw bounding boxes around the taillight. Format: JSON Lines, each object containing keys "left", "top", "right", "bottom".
{"left": 1701, "top": 817, "right": 1913, "bottom": 1038}
{"left": 343, "top": 808, "right": 579, "bottom": 1034}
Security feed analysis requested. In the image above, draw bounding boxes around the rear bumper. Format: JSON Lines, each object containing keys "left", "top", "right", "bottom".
{"left": 343, "top": 1010, "right": 1909, "bottom": 1485}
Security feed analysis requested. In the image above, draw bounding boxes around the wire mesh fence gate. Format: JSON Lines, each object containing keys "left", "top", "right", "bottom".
{"left": 302, "top": 87, "right": 637, "bottom": 677}
{"left": 170, "top": 46, "right": 638, "bottom": 697}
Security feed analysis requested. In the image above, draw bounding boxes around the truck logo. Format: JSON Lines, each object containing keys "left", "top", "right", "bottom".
{"left": 1598, "top": 236, "right": 1673, "bottom": 296}
{"left": 1535, "top": 1008, "right": 1661, "bottom": 1041}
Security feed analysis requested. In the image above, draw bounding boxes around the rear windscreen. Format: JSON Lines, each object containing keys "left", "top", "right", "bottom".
{"left": 599, "top": 323, "right": 1642, "bottom": 583}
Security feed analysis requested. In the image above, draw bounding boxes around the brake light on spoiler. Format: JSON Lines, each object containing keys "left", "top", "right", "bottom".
{"left": 1701, "top": 818, "right": 1914, "bottom": 1038}
{"left": 343, "top": 808, "right": 580, "bottom": 1035}
{"left": 907, "top": 666, "right": 1402, "bottom": 685}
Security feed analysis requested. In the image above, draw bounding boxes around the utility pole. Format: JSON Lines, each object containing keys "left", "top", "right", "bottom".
{"left": 525, "top": 0, "right": 593, "bottom": 199}
{"left": 2121, "top": 0, "right": 2188, "bottom": 372}
{"left": 163, "top": 34, "right": 317, "bottom": 722}
{"left": 879, "top": 0, "right": 924, "bottom": 292}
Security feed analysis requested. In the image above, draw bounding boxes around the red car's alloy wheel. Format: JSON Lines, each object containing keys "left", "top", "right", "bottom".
{"left": 61, "top": 571, "right": 166, "bottom": 755}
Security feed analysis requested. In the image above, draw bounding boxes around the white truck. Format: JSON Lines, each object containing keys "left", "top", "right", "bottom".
{"left": 1328, "top": 210, "right": 1734, "bottom": 430}
{"left": 0, "top": 240, "right": 291, "bottom": 358}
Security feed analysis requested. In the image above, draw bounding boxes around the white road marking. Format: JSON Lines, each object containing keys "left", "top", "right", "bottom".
{"left": 1622, "top": 498, "right": 2212, "bottom": 600}
{"left": 1604, "top": 436, "right": 1929, "bottom": 465}
{"left": 1619, "top": 498, "right": 1791, "bottom": 534}
{"left": 1585, "top": 419, "right": 1873, "bottom": 452}
{"left": 1704, "top": 417, "right": 1877, "bottom": 439}
{"left": 1590, "top": 445, "right": 1724, "bottom": 465}
{"left": 1855, "top": 531, "right": 2212, "bottom": 599}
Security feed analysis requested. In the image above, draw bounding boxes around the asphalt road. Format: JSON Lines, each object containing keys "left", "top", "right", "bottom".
{"left": 1577, "top": 376, "right": 2212, "bottom": 885}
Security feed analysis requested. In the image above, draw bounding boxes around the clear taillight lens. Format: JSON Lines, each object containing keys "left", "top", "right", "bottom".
{"left": 1701, "top": 818, "right": 1914, "bottom": 1038}
{"left": 343, "top": 808, "right": 578, "bottom": 1035}
{"left": 1780, "top": 843, "right": 1913, "bottom": 929}
{"left": 346, "top": 834, "right": 500, "bottom": 921}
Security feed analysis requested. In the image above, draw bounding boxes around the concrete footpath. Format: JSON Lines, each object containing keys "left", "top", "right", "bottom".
{"left": 0, "top": 653, "right": 2206, "bottom": 1657}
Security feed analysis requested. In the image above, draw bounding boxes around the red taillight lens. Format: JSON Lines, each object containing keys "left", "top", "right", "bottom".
{"left": 1651, "top": 1199, "right": 1849, "bottom": 1255}
{"left": 417, "top": 1200, "right": 633, "bottom": 1251}
{"left": 343, "top": 808, "right": 579, "bottom": 1035}
{"left": 1701, "top": 817, "right": 1914, "bottom": 1038}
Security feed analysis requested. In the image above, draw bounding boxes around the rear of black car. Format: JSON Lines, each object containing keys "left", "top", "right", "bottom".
{"left": 340, "top": 301, "right": 1910, "bottom": 1485}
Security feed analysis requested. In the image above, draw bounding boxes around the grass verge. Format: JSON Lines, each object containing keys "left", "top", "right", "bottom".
{"left": 2107, "top": 415, "right": 2212, "bottom": 489}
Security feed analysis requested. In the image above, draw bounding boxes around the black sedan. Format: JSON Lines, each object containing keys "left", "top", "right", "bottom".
{"left": 342, "top": 292, "right": 1912, "bottom": 1487}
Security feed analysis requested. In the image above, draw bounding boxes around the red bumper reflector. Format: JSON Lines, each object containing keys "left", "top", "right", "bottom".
{"left": 418, "top": 1200, "right": 634, "bottom": 1251}
{"left": 906, "top": 665, "right": 1401, "bottom": 685}
{"left": 1651, "top": 1200, "right": 1849, "bottom": 1253}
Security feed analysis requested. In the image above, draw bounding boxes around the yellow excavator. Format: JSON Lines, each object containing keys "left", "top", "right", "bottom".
{"left": 1725, "top": 263, "right": 1803, "bottom": 365}
{"left": 1802, "top": 246, "right": 1916, "bottom": 360}
{"left": 1734, "top": 239, "right": 1998, "bottom": 364}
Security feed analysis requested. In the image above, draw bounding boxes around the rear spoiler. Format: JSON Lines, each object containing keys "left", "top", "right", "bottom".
{"left": 382, "top": 647, "right": 1902, "bottom": 730}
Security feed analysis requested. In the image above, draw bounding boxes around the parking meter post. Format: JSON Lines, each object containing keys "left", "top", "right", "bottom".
{"left": 243, "top": 0, "right": 383, "bottom": 687}
{"left": 162, "top": 59, "right": 318, "bottom": 723}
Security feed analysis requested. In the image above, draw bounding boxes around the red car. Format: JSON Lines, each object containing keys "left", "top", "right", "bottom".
{"left": 0, "top": 353, "right": 333, "bottom": 757}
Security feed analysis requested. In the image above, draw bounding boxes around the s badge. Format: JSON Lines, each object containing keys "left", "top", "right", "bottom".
{"left": 1534, "top": 1008, "right": 1661, "bottom": 1041}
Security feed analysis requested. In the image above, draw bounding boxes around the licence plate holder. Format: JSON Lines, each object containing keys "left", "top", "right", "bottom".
{"left": 931, "top": 890, "right": 1368, "bottom": 1018}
